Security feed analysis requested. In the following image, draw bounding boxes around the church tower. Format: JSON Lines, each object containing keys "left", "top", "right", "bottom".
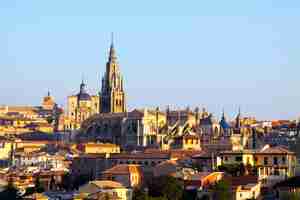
{"left": 100, "top": 34, "right": 126, "bottom": 113}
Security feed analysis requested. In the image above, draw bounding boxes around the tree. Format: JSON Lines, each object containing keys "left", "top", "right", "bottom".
{"left": 133, "top": 188, "right": 148, "bottom": 200}
{"left": 148, "top": 176, "right": 183, "bottom": 200}
{"left": 0, "top": 181, "right": 21, "bottom": 200}
{"left": 72, "top": 174, "right": 90, "bottom": 190}
{"left": 49, "top": 176, "right": 56, "bottom": 191}
{"left": 191, "top": 162, "right": 203, "bottom": 172}
{"left": 218, "top": 163, "right": 247, "bottom": 176}
{"left": 60, "top": 172, "right": 72, "bottom": 191}
{"left": 46, "top": 116, "right": 54, "bottom": 124}
{"left": 238, "top": 163, "right": 246, "bottom": 176}
{"left": 35, "top": 176, "right": 44, "bottom": 193}
{"left": 182, "top": 189, "right": 198, "bottom": 200}
{"left": 212, "top": 180, "right": 232, "bottom": 200}
{"left": 147, "top": 197, "right": 168, "bottom": 200}
{"left": 280, "top": 191, "right": 300, "bottom": 200}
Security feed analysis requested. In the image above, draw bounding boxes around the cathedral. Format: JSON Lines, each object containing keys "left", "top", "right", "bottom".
{"left": 66, "top": 37, "right": 126, "bottom": 130}
{"left": 70, "top": 36, "right": 260, "bottom": 152}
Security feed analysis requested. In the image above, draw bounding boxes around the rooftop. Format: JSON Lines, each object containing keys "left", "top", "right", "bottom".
{"left": 103, "top": 164, "right": 142, "bottom": 175}
{"left": 90, "top": 180, "right": 125, "bottom": 189}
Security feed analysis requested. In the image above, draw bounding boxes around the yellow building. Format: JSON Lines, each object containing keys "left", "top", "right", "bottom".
{"left": 0, "top": 141, "right": 13, "bottom": 160}
{"left": 82, "top": 142, "right": 120, "bottom": 154}
{"left": 235, "top": 182, "right": 261, "bottom": 200}
{"left": 77, "top": 180, "right": 132, "bottom": 200}
{"left": 217, "top": 145, "right": 296, "bottom": 186}
{"left": 102, "top": 164, "right": 143, "bottom": 188}
{"left": 168, "top": 131, "right": 201, "bottom": 151}
{"left": 42, "top": 91, "right": 55, "bottom": 110}
{"left": 0, "top": 92, "right": 63, "bottom": 134}
{"left": 66, "top": 80, "right": 100, "bottom": 130}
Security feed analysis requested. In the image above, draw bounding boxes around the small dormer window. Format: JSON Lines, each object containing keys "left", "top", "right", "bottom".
{"left": 282, "top": 157, "right": 286, "bottom": 164}
{"left": 264, "top": 157, "right": 268, "bottom": 165}
{"left": 273, "top": 157, "right": 278, "bottom": 165}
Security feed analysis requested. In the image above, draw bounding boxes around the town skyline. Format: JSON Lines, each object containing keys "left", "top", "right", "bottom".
{"left": 1, "top": 2, "right": 300, "bottom": 200}
{"left": 1, "top": 35, "right": 299, "bottom": 121}
{"left": 2, "top": 1, "right": 300, "bottom": 120}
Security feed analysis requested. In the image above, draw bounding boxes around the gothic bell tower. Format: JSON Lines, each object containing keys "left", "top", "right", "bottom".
{"left": 100, "top": 34, "right": 126, "bottom": 113}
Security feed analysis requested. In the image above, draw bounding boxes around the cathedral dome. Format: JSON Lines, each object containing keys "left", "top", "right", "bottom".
{"left": 77, "top": 80, "right": 91, "bottom": 101}
{"left": 42, "top": 91, "right": 55, "bottom": 110}
{"left": 77, "top": 92, "right": 91, "bottom": 101}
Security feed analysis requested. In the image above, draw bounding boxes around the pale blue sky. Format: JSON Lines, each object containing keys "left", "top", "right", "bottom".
{"left": 1, "top": 0, "right": 300, "bottom": 120}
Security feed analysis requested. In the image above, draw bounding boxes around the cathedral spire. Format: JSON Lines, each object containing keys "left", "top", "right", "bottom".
{"left": 235, "top": 106, "right": 241, "bottom": 129}
{"left": 222, "top": 108, "right": 225, "bottom": 119}
{"left": 111, "top": 32, "right": 114, "bottom": 48}
{"left": 80, "top": 76, "right": 87, "bottom": 94}
{"left": 101, "top": 35, "right": 126, "bottom": 113}
{"left": 109, "top": 32, "right": 117, "bottom": 62}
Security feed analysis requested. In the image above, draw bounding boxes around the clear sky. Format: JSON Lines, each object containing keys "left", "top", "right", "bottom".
{"left": 1, "top": 0, "right": 300, "bottom": 120}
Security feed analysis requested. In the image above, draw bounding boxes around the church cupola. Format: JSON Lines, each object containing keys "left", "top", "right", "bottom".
{"left": 77, "top": 79, "right": 91, "bottom": 101}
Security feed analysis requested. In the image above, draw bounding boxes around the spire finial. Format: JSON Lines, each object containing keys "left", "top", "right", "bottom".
{"left": 108, "top": 32, "right": 117, "bottom": 61}
{"left": 81, "top": 73, "right": 85, "bottom": 84}
{"left": 111, "top": 32, "right": 114, "bottom": 47}
{"left": 47, "top": 90, "right": 50, "bottom": 97}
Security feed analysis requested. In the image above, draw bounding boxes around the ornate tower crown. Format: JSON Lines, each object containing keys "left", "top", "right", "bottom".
{"left": 108, "top": 33, "right": 117, "bottom": 62}
{"left": 100, "top": 34, "right": 126, "bottom": 113}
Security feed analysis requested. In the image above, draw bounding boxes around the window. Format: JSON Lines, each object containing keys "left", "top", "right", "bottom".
{"left": 264, "top": 157, "right": 268, "bottom": 165}
{"left": 225, "top": 157, "right": 228, "bottom": 161}
{"left": 235, "top": 156, "right": 242, "bottom": 162}
{"left": 273, "top": 157, "right": 278, "bottom": 165}
{"left": 282, "top": 157, "right": 286, "bottom": 164}
{"left": 247, "top": 157, "right": 250, "bottom": 164}
{"left": 151, "top": 161, "right": 156, "bottom": 166}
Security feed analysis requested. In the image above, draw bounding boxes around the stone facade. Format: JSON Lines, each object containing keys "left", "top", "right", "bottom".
{"left": 66, "top": 81, "right": 99, "bottom": 130}
{"left": 65, "top": 37, "right": 126, "bottom": 130}
{"left": 100, "top": 37, "right": 126, "bottom": 114}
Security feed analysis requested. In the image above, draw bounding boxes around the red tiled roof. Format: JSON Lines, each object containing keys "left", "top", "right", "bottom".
{"left": 110, "top": 152, "right": 170, "bottom": 159}
{"left": 258, "top": 145, "right": 294, "bottom": 154}
{"left": 103, "top": 164, "right": 142, "bottom": 175}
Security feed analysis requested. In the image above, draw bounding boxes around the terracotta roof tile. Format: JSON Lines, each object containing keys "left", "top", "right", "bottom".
{"left": 103, "top": 164, "right": 142, "bottom": 175}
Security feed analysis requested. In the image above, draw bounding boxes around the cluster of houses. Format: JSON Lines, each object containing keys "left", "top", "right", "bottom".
{"left": 0, "top": 107, "right": 298, "bottom": 199}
